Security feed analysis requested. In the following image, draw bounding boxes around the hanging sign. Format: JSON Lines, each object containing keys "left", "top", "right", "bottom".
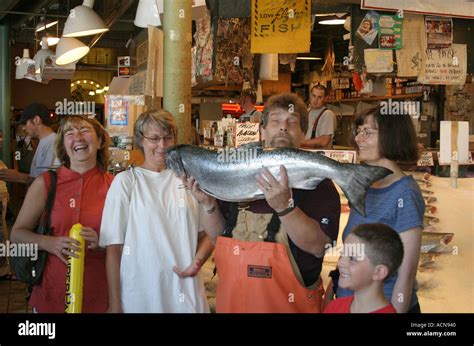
{"left": 361, "top": 0, "right": 474, "bottom": 19}
{"left": 418, "top": 44, "right": 467, "bottom": 85}
{"left": 251, "top": 0, "right": 311, "bottom": 54}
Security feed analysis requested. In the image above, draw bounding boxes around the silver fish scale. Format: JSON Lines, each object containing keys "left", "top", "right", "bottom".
{"left": 179, "top": 147, "right": 336, "bottom": 202}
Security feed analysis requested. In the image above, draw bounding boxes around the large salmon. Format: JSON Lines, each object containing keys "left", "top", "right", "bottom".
{"left": 166, "top": 144, "right": 392, "bottom": 216}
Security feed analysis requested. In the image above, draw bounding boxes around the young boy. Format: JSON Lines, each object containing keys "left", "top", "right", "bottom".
{"left": 324, "top": 223, "right": 404, "bottom": 313}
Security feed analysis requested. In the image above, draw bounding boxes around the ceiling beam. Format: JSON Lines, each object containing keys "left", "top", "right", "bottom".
{"left": 88, "top": 0, "right": 135, "bottom": 48}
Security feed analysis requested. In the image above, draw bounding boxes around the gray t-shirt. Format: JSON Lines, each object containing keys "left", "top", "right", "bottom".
{"left": 305, "top": 107, "right": 337, "bottom": 149}
{"left": 30, "top": 132, "right": 59, "bottom": 177}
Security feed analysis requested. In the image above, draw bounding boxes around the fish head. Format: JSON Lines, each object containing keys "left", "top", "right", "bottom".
{"left": 165, "top": 145, "right": 186, "bottom": 177}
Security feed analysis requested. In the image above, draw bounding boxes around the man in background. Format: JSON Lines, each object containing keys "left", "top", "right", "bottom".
{"left": 0, "top": 103, "right": 58, "bottom": 185}
{"left": 301, "top": 85, "right": 337, "bottom": 149}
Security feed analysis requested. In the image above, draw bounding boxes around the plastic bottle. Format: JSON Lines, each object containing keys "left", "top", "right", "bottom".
{"left": 65, "top": 223, "right": 85, "bottom": 313}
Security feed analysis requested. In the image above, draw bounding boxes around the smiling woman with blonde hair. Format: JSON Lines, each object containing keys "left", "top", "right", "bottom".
{"left": 11, "top": 115, "right": 114, "bottom": 312}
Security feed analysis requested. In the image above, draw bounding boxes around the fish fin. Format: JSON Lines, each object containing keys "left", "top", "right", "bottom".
{"left": 293, "top": 177, "right": 324, "bottom": 190}
{"left": 334, "top": 164, "right": 392, "bottom": 217}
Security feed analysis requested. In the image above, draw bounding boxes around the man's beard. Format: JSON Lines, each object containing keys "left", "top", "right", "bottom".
{"left": 269, "top": 133, "right": 295, "bottom": 148}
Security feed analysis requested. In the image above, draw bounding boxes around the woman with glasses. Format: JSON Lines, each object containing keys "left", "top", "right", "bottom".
{"left": 99, "top": 110, "right": 212, "bottom": 313}
{"left": 11, "top": 115, "right": 113, "bottom": 312}
{"left": 335, "top": 105, "right": 424, "bottom": 313}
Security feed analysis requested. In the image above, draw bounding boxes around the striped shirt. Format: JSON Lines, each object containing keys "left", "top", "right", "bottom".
{"left": 337, "top": 175, "right": 425, "bottom": 308}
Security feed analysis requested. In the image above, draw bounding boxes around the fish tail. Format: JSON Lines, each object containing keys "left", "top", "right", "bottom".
{"left": 335, "top": 164, "right": 392, "bottom": 216}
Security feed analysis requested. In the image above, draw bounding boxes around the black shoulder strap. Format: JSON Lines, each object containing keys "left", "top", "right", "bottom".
{"left": 44, "top": 170, "right": 57, "bottom": 234}
{"left": 310, "top": 107, "right": 328, "bottom": 139}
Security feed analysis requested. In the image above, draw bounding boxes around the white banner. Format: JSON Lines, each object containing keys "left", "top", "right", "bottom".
{"left": 361, "top": 0, "right": 474, "bottom": 19}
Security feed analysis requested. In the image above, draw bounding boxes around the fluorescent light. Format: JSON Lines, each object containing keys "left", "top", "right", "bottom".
{"left": 55, "top": 37, "right": 90, "bottom": 65}
{"left": 63, "top": 0, "right": 109, "bottom": 37}
{"left": 96, "top": 89, "right": 104, "bottom": 94}
{"left": 318, "top": 19, "right": 346, "bottom": 25}
{"left": 35, "top": 18, "right": 58, "bottom": 33}
{"left": 296, "top": 57, "right": 322, "bottom": 60}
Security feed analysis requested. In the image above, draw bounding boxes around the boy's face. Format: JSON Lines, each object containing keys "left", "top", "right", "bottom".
{"left": 337, "top": 234, "right": 376, "bottom": 291}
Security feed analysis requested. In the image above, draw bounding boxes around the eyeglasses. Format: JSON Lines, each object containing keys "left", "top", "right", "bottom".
{"left": 142, "top": 134, "right": 175, "bottom": 144}
{"left": 352, "top": 127, "right": 378, "bottom": 140}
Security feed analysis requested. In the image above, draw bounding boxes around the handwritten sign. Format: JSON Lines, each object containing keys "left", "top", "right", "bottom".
{"left": 417, "top": 152, "right": 434, "bottom": 166}
{"left": 418, "top": 44, "right": 467, "bottom": 85}
{"left": 251, "top": 0, "right": 311, "bottom": 54}
{"left": 235, "top": 123, "right": 260, "bottom": 147}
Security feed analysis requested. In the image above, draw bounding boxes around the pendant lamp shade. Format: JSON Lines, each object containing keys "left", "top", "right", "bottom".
{"left": 134, "top": 0, "right": 162, "bottom": 28}
{"left": 34, "top": 38, "right": 55, "bottom": 74}
{"left": 63, "top": 0, "right": 109, "bottom": 37}
{"left": 46, "top": 35, "right": 60, "bottom": 46}
{"left": 55, "top": 37, "right": 90, "bottom": 65}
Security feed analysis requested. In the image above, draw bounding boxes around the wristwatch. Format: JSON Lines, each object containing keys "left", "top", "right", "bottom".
{"left": 276, "top": 198, "right": 295, "bottom": 217}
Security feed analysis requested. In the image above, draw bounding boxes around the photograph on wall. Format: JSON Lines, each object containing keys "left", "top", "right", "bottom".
{"left": 425, "top": 16, "right": 453, "bottom": 49}
{"left": 356, "top": 11, "right": 380, "bottom": 45}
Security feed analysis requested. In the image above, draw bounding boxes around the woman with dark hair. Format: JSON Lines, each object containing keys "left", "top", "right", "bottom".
{"left": 11, "top": 115, "right": 113, "bottom": 312}
{"left": 336, "top": 106, "right": 424, "bottom": 313}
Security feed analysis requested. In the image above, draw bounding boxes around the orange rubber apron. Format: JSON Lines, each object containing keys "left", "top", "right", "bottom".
{"left": 214, "top": 210, "right": 324, "bottom": 313}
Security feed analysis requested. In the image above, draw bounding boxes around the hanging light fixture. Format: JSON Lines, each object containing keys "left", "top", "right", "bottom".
{"left": 134, "top": 0, "right": 162, "bottom": 28}
{"left": 45, "top": 34, "right": 60, "bottom": 46}
{"left": 15, "top": 49, "right": 36, "bottom": 80}
{"left": 318, "top": 13, "right": 347, "bottom": 25}
{"left": 35, "top": 16, "right": 58, "bottom": 33}
{"left": 34, "top": 37, "right": 54, "bottom": 74}
{"left": 55, "top": 37, "right": 90, "bottom": 65}
{"left": 63, "top": 0, "right": 109, "bottom": 37}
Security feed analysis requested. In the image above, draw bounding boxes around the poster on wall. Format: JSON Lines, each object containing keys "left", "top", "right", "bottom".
{"left": 364, "top": 49, "right": 394, "bottom": 73}
{"left": 425, "top": 16, "right": 453, "bottom": 49}
{"left": 109, "top": 96, "right": 129, "bottom": 126}
{"left": 378, "top": 14, "right": 403, "bottom": 49}
{"left": 418, "top": 44, "right": 467, "bottom": 85}
{"left": 356, "top": 11, "right": 379, "bottom": 45}
{"left": 251, "top": 0, "right": 311, "bottom": 54}
{"left": 395, "top": 14, "right": 424, "bottom": 77}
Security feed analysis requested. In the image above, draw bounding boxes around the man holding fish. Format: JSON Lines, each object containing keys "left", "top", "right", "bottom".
{"left": 176, "top": 93, "right": 379, "bottom": 313}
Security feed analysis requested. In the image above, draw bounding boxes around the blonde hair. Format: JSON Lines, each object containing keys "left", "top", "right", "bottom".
{"left": 55, "top": 115, "right": 111, "bottom": 172}
{"left": 133, "top": 110, "right": 177, "bottom": 153}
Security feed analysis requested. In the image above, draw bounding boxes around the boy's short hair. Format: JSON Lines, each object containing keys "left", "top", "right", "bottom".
{"left": 351, "top": 223, "right": 404, "bottom": 279}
